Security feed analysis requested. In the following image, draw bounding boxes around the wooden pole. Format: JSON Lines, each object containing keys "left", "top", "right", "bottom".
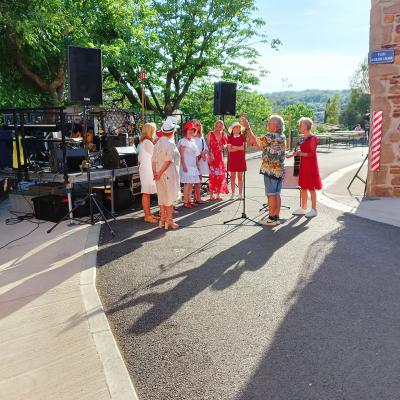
{"left": 141, "top": 83, "right": 145, "bottom": 129}
{"left": 288, "top": 112, "right": 292, "bottom": 150}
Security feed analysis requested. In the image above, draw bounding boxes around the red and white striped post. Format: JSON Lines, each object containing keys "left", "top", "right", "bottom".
{"left": 369, "top": 111, "right": 383, "bottom": 171}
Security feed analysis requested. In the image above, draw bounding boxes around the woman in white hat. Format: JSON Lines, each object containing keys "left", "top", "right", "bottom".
{"left": 152, "top": 117, "right": 181, "bottom": 229}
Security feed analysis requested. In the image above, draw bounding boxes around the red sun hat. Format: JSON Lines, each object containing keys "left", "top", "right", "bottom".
{"left": 183, "top": 121, "right": 196, "bottom": 132}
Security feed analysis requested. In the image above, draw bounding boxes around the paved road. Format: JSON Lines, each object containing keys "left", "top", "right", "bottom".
{"left": 97, "top": 147, "right": 400, "bottom": 400}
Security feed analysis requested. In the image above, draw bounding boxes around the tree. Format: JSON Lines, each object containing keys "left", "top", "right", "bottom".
{"left": 350, "top": 57, "right": 369, "bottom": 94}
{"left": 108, "top": 0, "right": 280, "bottom": 116}
{"left": 339, "top": 58, "right": 371, "bottom": 129}
{"left": 0, "top": 0, "right": 151, "bottom": 106}
{"left": 324, "top": 93, "right": 341, "bottom": 125}
{"left": 0, "top": 0, "right": 279, "bottom": 113}
{"left": 339, "top": 89, "right": 370, "bottom": 129}
{"left": 180, "top": 82, "right": 273, "bottom": 134}
{"left": 282, "top": 103, "right": 315, "bottom": 136}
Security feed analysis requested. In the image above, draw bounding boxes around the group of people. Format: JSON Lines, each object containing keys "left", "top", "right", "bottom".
{"left": 137, "top": 113, "right": 322, "bottom": 229}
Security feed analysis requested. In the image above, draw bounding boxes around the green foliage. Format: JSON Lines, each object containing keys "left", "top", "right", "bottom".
{"left": 0, "top": 0, "right": 151, "bottom": 106}
{"left": 350, "top": 57, "right": 369, "bottom": 94}
{"left": 339, "top": 58, "right": 371, "bottom": 129}
{"left": 180, "top": 83, "right": 273, "bottom": 134}
{"left": 265, "top": 89, "right": 350, "bottom": 122}
{"left": 110, "top": 0, "right": 280, "bottom": 115}
{"left": 0, "top": 0, "right": 278, "bottom": 114}
{"left": 339, "top": 88, "right": 370, "bottom": 129}
{"left": 324, "top": 93, "right": 341, "bottom": 125}
{"left": 282, "top": 103, "right": 315, "bottom": 137}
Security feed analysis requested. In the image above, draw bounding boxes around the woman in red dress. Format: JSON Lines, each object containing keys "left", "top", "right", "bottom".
{"left": 292, "top": 117, "right": 322, "bottom": 218}
{"left": 227, "top": 122, "right": 247, "bottom": 199}
{"left": 207, "top": 120, "right": 229, "bottom": 200}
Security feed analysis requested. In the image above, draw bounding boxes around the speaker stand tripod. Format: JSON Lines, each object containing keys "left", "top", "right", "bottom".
{"left": 47, "top": 104, "right": 116, "bottom": 236}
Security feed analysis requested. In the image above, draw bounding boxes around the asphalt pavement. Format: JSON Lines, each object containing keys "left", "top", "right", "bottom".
{"left": 97, "top": 147, "right": 400, "bottom": 400}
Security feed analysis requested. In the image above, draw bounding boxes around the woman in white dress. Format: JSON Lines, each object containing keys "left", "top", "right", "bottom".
{"left": 152, "top": 116, "right": 181, "bottom": 229}
{"left": 178, "top": 122, "right": 200, "bottom": 209}
{"left": 138, "top": 123, "right": 158, "bottom": 223}
{"left": 192, "top": 119, "right": 209, "bottom": 204}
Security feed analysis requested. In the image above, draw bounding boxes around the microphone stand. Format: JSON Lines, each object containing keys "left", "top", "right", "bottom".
{"left": 224, "top": 130, "right": 261, "bottom": 226}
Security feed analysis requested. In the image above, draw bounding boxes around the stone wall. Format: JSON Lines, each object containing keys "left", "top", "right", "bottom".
{"left": 368, "top": 0, "right": 400, "bottom": 197}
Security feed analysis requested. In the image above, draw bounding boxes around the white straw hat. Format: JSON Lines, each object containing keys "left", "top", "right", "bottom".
{"left": 228, "top": 122, "right": 242, "bottom": 134}
{"left": 161, "top": 116, "right": 179, "bottom": 133}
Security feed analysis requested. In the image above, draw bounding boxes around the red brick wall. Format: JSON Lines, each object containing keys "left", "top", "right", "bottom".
{"left": 368, "top": 0, "right": 400, "bottom": 197}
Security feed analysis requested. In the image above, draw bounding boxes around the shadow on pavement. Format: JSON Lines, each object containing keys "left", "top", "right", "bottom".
{"left": 106, "top": 217, "right": 310, "bottom": 335}
{"left": 234, "top": 213, "right": 400, "bottom": 400}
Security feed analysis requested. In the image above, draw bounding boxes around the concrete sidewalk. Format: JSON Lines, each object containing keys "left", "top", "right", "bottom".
{"left": 0, "top": 200, "right": 137, "bottom": 400}
{"left": 319, "top": 161, "right": 400, "bottom": 228}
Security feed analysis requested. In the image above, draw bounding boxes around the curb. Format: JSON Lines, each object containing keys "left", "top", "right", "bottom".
{"left": 319, "top": 162, "right": 361, "bottom": 214}
{"left": 319, "top": 163, "right": 400, "bottom": 228}
{"left": 80, "top": 224, "right": 140, "bottom": 400}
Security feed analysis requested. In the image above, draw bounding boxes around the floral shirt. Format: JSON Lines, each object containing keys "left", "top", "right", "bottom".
{"left": 258, "top": 132, "right": 286, "bottom": 179}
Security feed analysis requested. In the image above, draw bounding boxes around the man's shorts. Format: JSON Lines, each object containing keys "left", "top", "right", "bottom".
{"left": 264, "top": 174, "right": 283, "bottom": 196}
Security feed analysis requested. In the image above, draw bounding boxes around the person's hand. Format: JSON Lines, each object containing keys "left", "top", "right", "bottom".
{"left": 153, "top": 172, "right": 161, "bottom": 180}
{"left": 183, "top": 164, "right": 188, "bottom": 173}
{"left": 240, "top": 116, "right": 250, "bottom": 129}
{"left": 285, "top": 153, "right": 294, "bottom": 159}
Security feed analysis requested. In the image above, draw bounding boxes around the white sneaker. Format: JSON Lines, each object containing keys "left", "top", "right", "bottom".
{"left": 237, "top": 193, "right": 243, "bottom": 199}
{"left": 262, "top": 218, "right": 279, "bottom": 226}
{"left": 292, "top": 207, "right": 306, "bottom": 216}
{"left": 305, "top": 208, "right": 318, "bottom": 218}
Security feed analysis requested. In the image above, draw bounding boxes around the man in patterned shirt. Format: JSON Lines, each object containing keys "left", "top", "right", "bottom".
{"left": 240, "top": 115, "right": 286, "bottom": 226}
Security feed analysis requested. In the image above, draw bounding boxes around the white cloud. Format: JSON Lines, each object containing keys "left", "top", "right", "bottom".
{"left": 256, "top": 49, "right": 365, "bottom": 93}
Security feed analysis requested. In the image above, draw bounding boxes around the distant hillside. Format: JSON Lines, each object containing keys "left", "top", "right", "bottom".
{"left": 264, "top": 89, "right": 350, "bottom": 122}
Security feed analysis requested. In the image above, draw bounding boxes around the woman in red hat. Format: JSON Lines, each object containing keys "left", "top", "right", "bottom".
{"left": 207, "top": 120, "right": 229, "bottom": 200}
{"left": 178, "top": 122, "right": 201, "bottom": 208}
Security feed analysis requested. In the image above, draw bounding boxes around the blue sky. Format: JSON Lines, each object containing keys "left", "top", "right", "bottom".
{"left": 254, "top": 0, "right": 370, "bottom": 92}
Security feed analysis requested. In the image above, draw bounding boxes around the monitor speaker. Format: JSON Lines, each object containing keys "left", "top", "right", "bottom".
{"left": 213, "top": 82, "right": 237, "bottom": 116}
{"left": 68, "top": 46, "right": 103, "bottom": 104}
{"left": 102, "top": 146, "right": 138, "bottom": 169}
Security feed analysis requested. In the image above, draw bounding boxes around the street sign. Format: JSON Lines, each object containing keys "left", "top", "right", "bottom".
{"left": 369, "top": 49, "right": 395, "bottom": 64}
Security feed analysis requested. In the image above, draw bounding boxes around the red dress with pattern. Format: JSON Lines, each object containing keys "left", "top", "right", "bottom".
{"left": 298, "top": 135, "right": 322, "bottom": 190}
{"left": 227, "top": 134, "right": 247, "bottom": 172}
{"left": 208, "top": 131, "right": 229, "bottom": 194}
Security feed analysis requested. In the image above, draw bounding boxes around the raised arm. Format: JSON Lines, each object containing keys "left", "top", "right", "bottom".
{"left": 240, "top": 116, "right": 261, "bottom": 149}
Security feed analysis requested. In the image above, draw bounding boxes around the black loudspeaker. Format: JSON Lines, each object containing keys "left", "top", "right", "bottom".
{"left": 102, "top": 146, "right": 138, "bottom": 169}
{"left": 32, "top": 195, "right": 69, "bottom": 222}
{"left": 68, "top": 46, "right": 103, "bottom": 104}
{"left": 56, "top": 148, "right": 86, "bottom": 172}
{"left": 101, "top": 134, "right": 127, "bottom": 151}
{"left": 213, "top": 82, "right": 237, "bottom": 116}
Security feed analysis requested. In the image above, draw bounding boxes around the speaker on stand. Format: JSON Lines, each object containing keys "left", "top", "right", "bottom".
{"left": 213, "top": 82, "right": 237, "bottom": 116}
{"left": 67, "top": 46, "right": 103, "bottom": 104}
{"left": 213, "top": 81, "right": 237, "bottom": 188}
{"left": 48, "top": 45, "right": 116, "bottom": 236}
